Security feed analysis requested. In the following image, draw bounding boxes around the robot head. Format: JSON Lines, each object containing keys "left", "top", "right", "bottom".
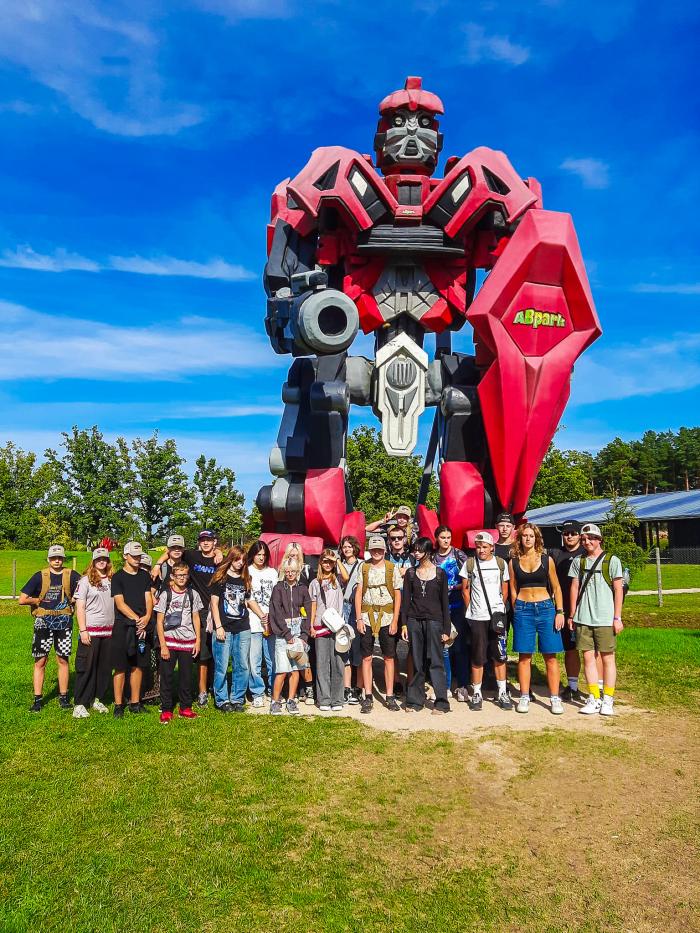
{"left": 375, "top": 76, "right": 444, "bottom": 175}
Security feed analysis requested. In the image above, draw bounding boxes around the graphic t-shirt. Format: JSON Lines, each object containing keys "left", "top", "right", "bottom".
{"left": 550, "top": 545, "right": 585, "bottom": 617}
{"left": 210, "top": 573, "right": 251, "bottom": 634}
{"left": 308, "top": 578, "right": 343, "bottom": 636}
{"left": 22, "top": 569, "right": 81, "bottom": 630}
{"left": 182, "top": 548, "right": 218, "bottom": 609}
{"left": 569, "top": 554, "right": 623, "bottom": 627}
{"left": 248, "top": 565, "right": 278, "bottom": 634}
{"left": 154, "top": 586, "right": 203, "bottom": 650}
{"left": 434, "top": 547, "right": 467, "bottom": 608}
{"left": 74, "top": 575, "right": 115, "bottom": 636}
{"left": 110, "top": 569, "right": 152, "bottom": 624}
{"left": 459, "top": 557, "right": 510, "bottom": 622}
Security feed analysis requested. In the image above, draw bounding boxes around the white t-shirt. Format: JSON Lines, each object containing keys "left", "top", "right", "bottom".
{"left": 248, "top": 565, "right": 278, "bottom": 633}
{"left": 74, "top": 575, "right": 115, "bottom": 636}
{"left": 459, "top": 557, "right": 510, "bottom": 621}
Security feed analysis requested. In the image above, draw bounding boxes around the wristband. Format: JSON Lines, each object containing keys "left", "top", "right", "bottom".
{"left": 613, "top": 616, "right": 621, "bottom": 621}
{"left": 555, "top": 609, "right": 564, "bottom": 614}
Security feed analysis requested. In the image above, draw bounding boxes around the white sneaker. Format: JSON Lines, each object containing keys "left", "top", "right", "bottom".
{"left": 331, "top": 704, "right": 343, "bottom": 711}
{"left": 92, "top": 700, "right": 108, "bottom": 714}
{"left": 600, "top": 697, "right": 615, "bottom": 716}
{"left": 72, "top": 704, "right": 90, "bottom": 719}
{"left": 516, "top": 695, "right": 530, "bottom": 714}
{"left": 252, "top": 695, "right": 265, "bottom": 708}
{"left": 318, "top": 705, "right": 332, "bottom": 711}
{"left": 579, "top": 695, "right": 602, "bottom": 715}
{"left": 550, "top": 696, "right": 564, "bottom": 715}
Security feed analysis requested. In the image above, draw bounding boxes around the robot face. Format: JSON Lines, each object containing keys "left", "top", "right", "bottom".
{"left": 380, "top": 108, "right": 441, "bottom": 170}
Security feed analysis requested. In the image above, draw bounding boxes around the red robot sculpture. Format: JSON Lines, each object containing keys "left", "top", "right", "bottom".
{"left": 258, "top": 77, "right": 601, "bottom": 556}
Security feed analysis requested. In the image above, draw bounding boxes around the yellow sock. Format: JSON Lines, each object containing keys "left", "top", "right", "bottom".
{"left": 604, "top": 686, "right": 615, "bottom": 698}
{"left": 588, "top": 683, "right": 600, "bottom": 699}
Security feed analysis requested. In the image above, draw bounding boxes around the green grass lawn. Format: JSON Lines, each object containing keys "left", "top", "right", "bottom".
{"left": 624, "top": 591, "right": 700, "bottom": 627}
{"left": 0, "top": 549, "right": 162, "bottom": 596}
{"left": 0, "top": 598, "right": 698, "bottom": 931}
{"left": 630, "top": 562, "right": 700, "bottom": 591}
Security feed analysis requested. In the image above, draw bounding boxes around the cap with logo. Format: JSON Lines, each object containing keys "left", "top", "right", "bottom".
{"left": 167, "top": 534, "right": 185, "bottom": 548}
{"left": 474, "top": 531, "right": 494, "bottom": 546}
{"left": 495, "top": 512, "right": 515, "bottom": 525}
{"left": 368, "top": 534, "right": 387, "bottom": 551}
{"left": 198, "top": 530, "right": 216, "bottom": 540}
{"left": 559, "top": 520, "right": 582, "bottom": 534}
{"left": 47, "top": 544, "right": 66, "bottom": 559}
{"left": 92, "top": 547, "right": 110, "bottom": 560}
{"left": 335, "top": 624, "right": 356, "bottom": 653}
{"left": 140, "top": 554, "right": 153, "bottom": 568}
{"left": 580, "top": 523, "right": 602, "bottom": 539}
{"left": 395, "top": 505, "right": 412, "bottom": 517}
{"left": 123, "top": 541, "right": 144, "bottom": 557}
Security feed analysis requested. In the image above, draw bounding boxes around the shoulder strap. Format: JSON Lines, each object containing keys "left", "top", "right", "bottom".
{"left": 475, "top": 558, "right": 494, "bottom": 620}
{"left": 466, "top": 556, "right": 475, "bottom": 578}
{"left": 575, "top": 553, "right": 605, "bottom": 610}
{"left": 494, "top": 556, "right": 506, "bottom": 584}
{"left": 384, "top": 561, "right": 395, "bottom": 596}
{"left": 361, "top": 561, "right": 370, "bottom": 594}
{"left": 601, "top": 554, "right": 612, "bottom": 589}
{"left": 342, "top": 560, "right": 361, "bottom": 600}
{"left": 38, "top": 568, "right": 52, "bottom": 603}
{"left": 541, "top": 553, "right": 553, "bottom": 597}
{"left": 62, "top": 568, "right": 73, "bottom": 603}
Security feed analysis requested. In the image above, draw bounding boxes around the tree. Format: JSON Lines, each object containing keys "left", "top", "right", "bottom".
{"left": 593, "top": 438, "right": 636, "bottom": 496}
{"left": 528, "top": 444, "right": 595, "bottom": 509}
{"left": 45, "top": 426, "right": 134, "bottom": 546}
{"left": 0, "top": 442, "right": 60, "bottom": 548}
{"left": 346, "top": 425, "right": 439, "bottom": 520}
{"left": 244, "top": 504, "right": 263, "bottom": 543}
{"left": 674, "top": 427, "right": 700, "bottom": 491}
{"left": 131, "top": 433, "right": 194, "bottom": 545}
{"left": 193, "top": 455, "right": 247, "bottom": 547}
{"left": 602, "top": 494, "right": 646, "bottom": 579}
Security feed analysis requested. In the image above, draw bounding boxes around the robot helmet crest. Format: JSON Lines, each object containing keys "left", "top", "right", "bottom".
{"left": 375, "top": 77, "right": 444, "bottom": 175}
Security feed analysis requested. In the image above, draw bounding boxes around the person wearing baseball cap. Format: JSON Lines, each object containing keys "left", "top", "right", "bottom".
{"left": 72, "top": 548, "right": 115, "bottom": 718}
{"left": 549, "top": 520, "right": 586, "bottom": 702}
{"left": 110, "top": 541, "right": 153, "bottom": 717}
{"left": 568, "top": 523, "right": 624, "bottom": 716}
{"left": 19, "top": 545, "right": 81, "bottom": 712}
{"left": 366, "top": 505, "right": 419, "bottom": 546}
{"left": 494, "top": 513, "right": 516, "bottom": 561}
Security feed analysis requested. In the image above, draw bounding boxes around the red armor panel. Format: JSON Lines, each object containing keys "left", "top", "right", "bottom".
{"left": 468, "top": 209, "right": 601, "bottom": 516}
{"left": 260, "top": 533, "right": 325, "bottom": 568}
{"left": 340, "top": 511, "right": 366, "bottom": 548}
{"left": 439, "top": 461, "right": 485, "bottom": 551}
{"left": 416, "top": 505, "right": 439, "bottom": 541}
{"left": 304, "top": 467, "right": 347, "bottom": 544}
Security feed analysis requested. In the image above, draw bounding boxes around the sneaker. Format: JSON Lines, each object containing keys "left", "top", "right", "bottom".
{"left": 561, "top": 686, "right": 586, "bottom": 703}
{"left": 92, "top": 700, "right": 109, "bottom": 714}
{"left": 454, "top": 686, "right": 468, "bottom": 703}
{"left": 600, "top": 697, "right": 615, "bottom": 716}
{"left": 516, "top": 695, "right": 530, "bottom": 714}
{"left": 318, "top": 704, "right": 332, "bottom": 711}
{"left": 331, "top": 704, "right": 343, "bottom": 711}
{"left": 179, "top": 707, "right": 197, "bottom": 719}
{"left": 360, "top": 695, "right": 373, "bottom": 714}
{"left": 270, "top": 700, "right": 284, "bottom": 715}
{"left": 72, "top": 704, "right": 90, "bottom": 719}
{"left": 347, "top": 688, "right": 360, "bottom": 706}
{"left": 29, "top": 698, "right": 42, "bottom": 713}
{"left": 579, "top": 695, "right": 602, "bottom": 715}
{"left": 286, "top": 699, "right": 300, "bottom": 715}
{"left": 160, "top": 711, "right": 173, "bottom": 724}
{"left": 128, "top": 703, "right": 142, "bottom": 714}
{"left": 265, "top": 688, "right": 273, "bottom": 699}
{"left": 469, "top": 693, "right": 483, "bottom": 711}
{"left": 497, "top": 692, "right": 513, "bottom": 710}
{"left": 550, "top": 696, "right": 564, "bottom": 715}
{"left": 304, "top": 686, "right": 315, "bottom": 706}
{"left": 113, "top": 704, "right": 125, "bottom": 719}
{"left": 216, "top": 702, "right": 233, "bottom": 713}
{"left": 197, "top": 692, "right": 208, "bottom": 708}
{"left": 231, "top": 703, "right": 246, "bottom": 713}
{"left": 252, "top": 695, "right": 265, "bottom": 709}
{"left": 343, "top": 687, "right": 353, "bottom": 705}
{"left": 385, "top": 695, "right": 401, "bottom": 712}
{"left": 58, "top": 694, "right": 72, "bottom": 710}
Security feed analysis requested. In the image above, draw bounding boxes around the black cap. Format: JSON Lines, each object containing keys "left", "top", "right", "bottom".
{"left": 558, "top": 520, "right": 582, "bottom": 534}
{"left": 495, "top": 512, "right": 515, "bottom": 525}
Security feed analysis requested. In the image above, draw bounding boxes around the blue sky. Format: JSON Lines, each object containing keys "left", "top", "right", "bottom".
{"left": 1, "top": 0, "right": 698, "bottom": 505}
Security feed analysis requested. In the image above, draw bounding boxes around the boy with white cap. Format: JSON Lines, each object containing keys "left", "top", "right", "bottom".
{"left": 110, "top": 541, "right": 153, "bottom": 717}
{"left": 19, "top": 544, "right": 81, "bottom": 712}
{"left": 568, "top": 523, "right": 624, "bottom": 716}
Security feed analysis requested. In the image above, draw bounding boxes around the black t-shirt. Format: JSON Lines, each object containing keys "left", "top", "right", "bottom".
{"left": 549, "top": 545, "right": 586, "bottom": 615}
{"left": 22, "top": 569, "right": 81, "bottom": 628}
{"left": 183, "top": 548, "right": 217, "bottom": 609}
{"left": 111, "top": 569, "right": 152, "bottom": 623}
{"left": 494, "top": 542, "right": 513, "bottom": 562}
{"left": 210, "top": 574, "right": 251, "bottom": 634}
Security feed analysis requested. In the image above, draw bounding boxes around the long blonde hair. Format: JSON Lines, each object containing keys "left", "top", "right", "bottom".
{"left": 279, "top": 543, "right": 305, "bottom": 580}
{"left": 511, "top": 522, "right": 545, "bottom": 558}
{"left": 87, "top": 558, "right": 113, "bottom": 587}
{"left": 316, "top": 548, "right": 338, "bottom": 588}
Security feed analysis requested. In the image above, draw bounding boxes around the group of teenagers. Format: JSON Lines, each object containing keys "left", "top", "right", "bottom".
{"left": 19, "top": 505, "right": 625, "bottom": 723}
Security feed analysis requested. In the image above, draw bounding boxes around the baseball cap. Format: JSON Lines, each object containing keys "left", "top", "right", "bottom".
{"left": 198, "top": 529, "right": 216, "bottom": 540}
{"left": 167, "top": 534, "right": 185, "bottom": 548}
{"left": 495, "top": 512, "right": 515, "bottom": 525}
{"left": 559, "top": 520, "right": 582, "bottom": 534}
{"left": 395, "top": 505, "right": 412, "bottom": 517}
{"left": 140, "top": 554, "right": 153, "bottom": 568}
{"left": 474, "top": 531, "right": 494, "bottom": 546}
{"left": 335, "top": 625, "right": 355, "bottom": 653}
{"left": 368, "top": 534, "right": 387, "bottom": 551}
{"left": 47, "top": 544, "right": 65, "bottom": 559}
{"left": 580, "top": 523, "right": 602, "bottom": 539}
{"left": 123, "top": 541, "right": 143, "bottom": 557}
{"left": 92, "top": 547, "right": 110, "bottom": 560}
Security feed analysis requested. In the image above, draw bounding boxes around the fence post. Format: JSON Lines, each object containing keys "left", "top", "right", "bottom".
{"left": 655, "top": 547, "right": 663, "bottom": 607}
{"left": 72, "top": 557, "right": 77, "bottom": 571}
{"left": 12, "top": 559, "right": 16, "bottom": 598}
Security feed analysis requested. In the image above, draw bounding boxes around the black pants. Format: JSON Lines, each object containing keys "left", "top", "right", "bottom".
{"left": 74, "top": 636, "right": 112, "bottom": 707}
{"left": 406, "top": 618, "right": 450, "bottom": 712}
{"left": 160, "top": 649, "right": 194, "bottom": 712}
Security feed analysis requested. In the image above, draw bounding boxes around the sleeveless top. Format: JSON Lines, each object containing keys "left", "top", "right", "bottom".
{"left": 513, "top": 556, "right": 549, "bottom": 590}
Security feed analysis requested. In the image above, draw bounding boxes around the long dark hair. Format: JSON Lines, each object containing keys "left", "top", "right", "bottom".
{"left": 211, "top": 545, "right": 251, "bottom": 589}
{"left": 413, "top": 536, "right": 434, "bottom": 560}
{"left": 247, "top": 539, "right": 270, "bottom": 569}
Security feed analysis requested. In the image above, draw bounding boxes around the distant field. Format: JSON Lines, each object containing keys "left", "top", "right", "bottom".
{"left": 631, "top": 562, "right": 700, "bottom": 591}
{"left": 0, "top": 549, "right": 162, "bottom": 595}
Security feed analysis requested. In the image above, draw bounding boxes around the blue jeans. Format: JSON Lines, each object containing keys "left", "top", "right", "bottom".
{"left": 513, "top": 599, "right": 563, "bottom": 655}
{"left": 213, "top": 629, "right": 251, "bottom": 706}
{"left": 262, "top": 633, "right": 275, "bottom": 690}
{"left": 443, "top": 646, "right": 452, "bottom": 690}
{"left": 248, "top": 632, "right": 266, "bottom": 697}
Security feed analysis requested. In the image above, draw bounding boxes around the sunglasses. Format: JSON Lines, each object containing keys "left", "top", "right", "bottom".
{"left": 389, "top": 536, "right": 404, "bottom": 542}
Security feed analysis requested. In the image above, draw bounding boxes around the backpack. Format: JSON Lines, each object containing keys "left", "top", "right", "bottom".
{"left": 32, "top": 568, "right": 74, "bottom": 618}
{"left": 464, "top": 555, "right": 507, "bottom": 586}
{"left": 361, "top": 560, "right": 397, "bottom": 601}
{"left": 578, "top": 553, "right": 630, "bottom": 602}
{"left": 162, "top": 585, "right": 195, "bottom": 630}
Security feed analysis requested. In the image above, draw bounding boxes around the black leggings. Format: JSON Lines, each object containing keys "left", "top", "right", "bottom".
{"left": 74, "top": 636, "right": 112, "bottom": 707}
{"left": 406, "top": 618, "right": 450, "bottom": 712}
{"left": 159, "top": 649, "right": 194, "bottom": 712}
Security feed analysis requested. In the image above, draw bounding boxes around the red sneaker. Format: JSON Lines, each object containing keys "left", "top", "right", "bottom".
{"left": 179, "top": 707, "right": 197, "bottom": 719}
{"left": 160, "top": 711, "right": 173, "bottom": 724}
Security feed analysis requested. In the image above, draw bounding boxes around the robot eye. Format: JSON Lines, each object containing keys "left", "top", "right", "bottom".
{"left": 420, "top": 116, "right": 431, "bottom": 128}
{"left": 393, "top": 115, "right": 405, "bottom": 127}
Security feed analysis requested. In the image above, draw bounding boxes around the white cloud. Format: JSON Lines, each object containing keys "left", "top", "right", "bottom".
{"left": 463, "top": 23, "right": 530, "bottom": 66}
{"left": 631, "top": 282, "right": 700, "bottom": 296}
{"left": 0, "top": 301, "right": 286, "bottom": 381}
{"left": 0, "top": 246, "right": 254, "bottom": 281}
{"left": 560, "top": 157, "right": 610, "bottom": 189}
{"left": 570, "top": 331, "right": 700, "bottom": 405}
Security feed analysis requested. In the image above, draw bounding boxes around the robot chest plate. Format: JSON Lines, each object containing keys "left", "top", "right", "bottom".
{"left": 372, "top": 262, "right": 439, "bottom": 323}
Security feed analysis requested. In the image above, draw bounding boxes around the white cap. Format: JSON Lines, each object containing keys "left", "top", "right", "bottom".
{"left": 474, "top": 531, "right": 494, "bottom": 546}
{"left": 123, "top": 541, "right": 143, "bottom": 557}
{"left": 167, "top": 534, "right": 185, "bottom": 548}
{"left": 580, "top": 523, "right": 602, "bottom": 539}
{"left": 47, "top": 544, "right": 65, "bottom": 558}
{"left": 368, "top": 534, "right": 386, "bottom": 551}
{"left": 92, "top": 547, "right": 110, "bottom": 560}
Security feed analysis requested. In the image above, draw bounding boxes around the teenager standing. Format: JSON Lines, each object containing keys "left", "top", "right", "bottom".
{"left": 309, "top": 549, "right": 345, "bottom": 711}
{"left": 339, "top": 535, "right": 363, "bottom": 705}
{"left": 73, "top": 548, "right": 115, "bottom": 718}
{"left": 549, "top": 520, "right": 587, "bottom": 701}
{"left": 155, "top": 562, "right": 202, "bottom": 722}
{"left": 434, "top": 525, "right": 468, "bottom": 698}
{"left": 268, "top": 560, "right": 312, "bottom": 716}
{"left": 111, "top": 541, "right": 154, "bottom": 717}
{"left": 247, "top": 541, "right": 278, "bottom": 703}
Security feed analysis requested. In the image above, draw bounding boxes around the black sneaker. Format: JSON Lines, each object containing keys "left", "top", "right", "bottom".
{"left": 469, "top": 693, "right": 483, "bottom": 711}
{"left": 385, "top": 695, "right": 401, "bottom": 712}
{"left": 217, "top": 702, "right": 233, "bottom": 713}
{"left": 128, "top": 702, "right": 142, "bottom": 714}
{"left": 360, "top": 695, "right": 374, "bottom": 714}
{"left": 497, "top": 692, "right": 513, "bottom": 710}
{"left": 347, "top": 688, "right": 360, "bottom": 705}
{"left": 561, "top": 686, "right": 586, "bottom": 703}
{"left": 304, "top": 686, "right": 315, "bottom": 706}
{"left": 29, "top": 697, "right": 42, "bottom": 713}
{"left": 113, "top": 704, "right": 125, "bottom": 719}
{"left": 58, "top": 694, "right": 72, "bottom": 710}
{"left": 231, "top": 703, "right": 246, "bottom": 713}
